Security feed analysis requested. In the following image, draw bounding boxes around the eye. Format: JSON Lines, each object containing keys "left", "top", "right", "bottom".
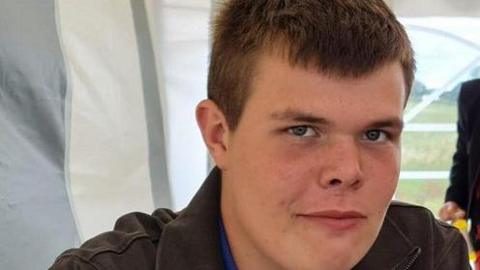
{"left": 363, "top": 130, "right": 388, "bottom": 142}
{"left": 288, "top": 126, "right": 316, "bottom": 137}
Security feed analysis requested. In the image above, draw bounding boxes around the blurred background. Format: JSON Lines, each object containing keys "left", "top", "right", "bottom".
{"left": 1, "top": 0, "right": 480, "bottom": 269}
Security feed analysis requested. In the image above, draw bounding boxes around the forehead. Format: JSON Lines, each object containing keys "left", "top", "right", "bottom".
{"left": 243, "top": 53, "right": 406, "bottom": 125}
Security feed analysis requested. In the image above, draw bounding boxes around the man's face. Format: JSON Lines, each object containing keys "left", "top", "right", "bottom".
{"left": 218, "top": 53, "right": 405, "bottom": 270}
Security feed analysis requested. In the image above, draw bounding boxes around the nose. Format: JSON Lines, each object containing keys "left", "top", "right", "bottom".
{"left": 318, "top": 138, "right": 363, "bottom": 191}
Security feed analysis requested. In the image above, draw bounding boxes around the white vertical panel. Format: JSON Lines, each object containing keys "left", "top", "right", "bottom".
{"left": 57, "top": 1, "right": 155, "bottom": 240}
{"left": 150, "top": 0, "right": 211, "bottom": 210}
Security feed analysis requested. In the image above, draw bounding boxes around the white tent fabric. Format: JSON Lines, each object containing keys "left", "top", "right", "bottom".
{"left": 151, "top": 0, "right": 210, "bottom": 212}
{"left": 58, "top": 0, "right": 157, "bottom": 240}
{"left": 1, "top": 0, "right": 209, "bottom": 269}
{"left": 57, "top": 0, "right": 212, "bottom": 241}
{"left": 0, "top": 1, "right": 80, "bottom": 270}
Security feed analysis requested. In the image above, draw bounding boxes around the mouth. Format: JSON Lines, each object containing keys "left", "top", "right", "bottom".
{"left": 297, "top": 210, "right": 367, "bottom": 231}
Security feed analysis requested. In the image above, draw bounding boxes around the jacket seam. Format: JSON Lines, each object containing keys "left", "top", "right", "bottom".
{"left": 53, "top": 253, "right": 101, "bottom": 270}
{"left": 56, "top": 232, "right": 156, "bottom": 264}
{"left": 433, "top": 232, "right": 463, "bottom": 269}
{"left": 88, "top": 233, "right": 155, "bottom": 260}
{"left": 385, "top": 214, "right": 415, "bottom": 248}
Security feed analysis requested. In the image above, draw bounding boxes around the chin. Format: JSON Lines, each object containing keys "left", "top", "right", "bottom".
{"left": 290, "top": 256, "right": 358, "bottom": 270}
{"left": 280, "top": 240, "right": 366, "bottom": 270}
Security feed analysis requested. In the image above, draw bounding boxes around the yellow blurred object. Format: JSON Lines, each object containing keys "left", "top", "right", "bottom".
{"left": 453, "top": 219, "right": 468, "bottom": 231}
{"left": 452, "top": 219, "right": 477, "bottom": 264}
{"left": 469, "top": 252, "right": 476, "bottom": 262}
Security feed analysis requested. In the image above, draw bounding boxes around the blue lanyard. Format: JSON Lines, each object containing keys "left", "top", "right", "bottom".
{"left": 219, "top": 219, "right": 238, "bottom": 270}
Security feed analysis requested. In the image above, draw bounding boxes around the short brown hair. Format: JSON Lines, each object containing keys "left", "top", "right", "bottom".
{"left": 208, "top": 0, "right": 415, "bottom": 130}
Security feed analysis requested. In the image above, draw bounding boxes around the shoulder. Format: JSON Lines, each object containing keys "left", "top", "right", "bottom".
{"left": 456, "top": 79, "right": 480, "bottom": 129}
{"left": 387, "top": 201, "right": 460, "bottom": 243}
{"left": 459, "top": 79, "right": 480, "bottom": 104}
{"left": 387, "top": 201, "right": 440, "bottom": 221}
{"left": 461, "top": 79, "right": 480, "bottom": 92}
{"left": 386, "top": 201, "right": 468, "bottom": 269}
{"left": 50, "top": 209, "right": 178, "bottom": 270}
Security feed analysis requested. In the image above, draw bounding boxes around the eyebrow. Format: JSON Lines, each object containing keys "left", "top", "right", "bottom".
{"left": 270, "top": 109, "right": 331, "bottom": 125}
{"left": 368, "top": 118, "right": 404, "bottom": 130}
{"left": 270, "top": 109, "right": 404, "bottom": 130}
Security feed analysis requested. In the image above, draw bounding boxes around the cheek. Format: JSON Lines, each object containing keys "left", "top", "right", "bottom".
{"left": 363, "top": 152, "right": 400, "bottom": 204}
{"left": 237, "top": 146, "right": 309, "bottom": 213}
{"left": 230, "top": 139, "right": 295, "bottom": 192}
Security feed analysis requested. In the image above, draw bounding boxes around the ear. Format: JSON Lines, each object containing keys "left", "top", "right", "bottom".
{"left": 196, "top": 99, "right": 230, "bottom": 169}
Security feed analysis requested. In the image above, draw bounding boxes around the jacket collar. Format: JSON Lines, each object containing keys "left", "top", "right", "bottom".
{"left": 156, "top": 167, "right": 224, "bottom": 270}
{"left": 157, "top": 167, "right": 420, "bottom": 270}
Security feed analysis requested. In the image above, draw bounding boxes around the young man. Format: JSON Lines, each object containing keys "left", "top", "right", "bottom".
{"left": 51, "top": 0, "right": 469, "bottom": 269}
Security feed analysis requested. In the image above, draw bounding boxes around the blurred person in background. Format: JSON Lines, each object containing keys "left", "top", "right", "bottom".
{"left": 440, "top": 78, "right": 480, "bottom": 269}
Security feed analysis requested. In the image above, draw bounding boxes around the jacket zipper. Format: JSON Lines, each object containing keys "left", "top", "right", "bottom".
{"left": 392, "top": 247, "right": 421, "bottom": 270}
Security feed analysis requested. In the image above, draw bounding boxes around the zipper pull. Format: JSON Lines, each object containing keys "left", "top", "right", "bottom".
{"left": 392, "top": 247, "right": 421, "bottom": 270}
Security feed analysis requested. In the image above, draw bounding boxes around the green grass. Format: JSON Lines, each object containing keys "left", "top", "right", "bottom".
{"left": 405, "top": 100, "right": 457, "bottom": 123}
{"left": 401, "top": 132, "right": 457, "bottom": 170}
{"left": 397, "top": 101, "right": 457, "bottom": 214}
{"left": 396, "top": 179, "right": 449, "bottom": 217}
